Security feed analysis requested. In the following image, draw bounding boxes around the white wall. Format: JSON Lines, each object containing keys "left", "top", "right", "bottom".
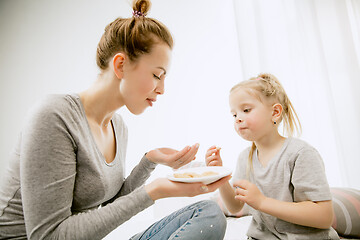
{"left": 0, "top": 0, "right": 245, "bottom": 180}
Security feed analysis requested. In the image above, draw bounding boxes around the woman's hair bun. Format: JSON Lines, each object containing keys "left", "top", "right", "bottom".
{"left": 132, "top": 0, "right": 151, "bottom": 16}
{"left": 96, "top": 0, "right": 173, "bottom": 69}
{"left": 257, "top": 73, "right": 276, "bottom": 81}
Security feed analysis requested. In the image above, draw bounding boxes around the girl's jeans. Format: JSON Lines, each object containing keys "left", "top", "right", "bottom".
{"left": 130, "top": 200, "right": 227, "bottom": 240}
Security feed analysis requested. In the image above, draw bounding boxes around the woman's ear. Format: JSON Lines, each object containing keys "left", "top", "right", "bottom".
{"left": 112, "top": 53, "right": 126, "bottom": 79}
{"left": 272, "top": 103, "right": 283, "bottom": 122}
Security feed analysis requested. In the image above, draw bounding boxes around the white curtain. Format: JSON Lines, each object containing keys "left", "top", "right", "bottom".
{"left": 232, "top": 0, "right": 360, "bottom": 189}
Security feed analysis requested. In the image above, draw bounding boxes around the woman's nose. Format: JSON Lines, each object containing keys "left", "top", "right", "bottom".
{"left": 155, "top": 81, "right": 165, "bottom": 95}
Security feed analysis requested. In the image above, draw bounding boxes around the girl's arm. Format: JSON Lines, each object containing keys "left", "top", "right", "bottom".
{"left": 219, "top": 181, "right": 244, "bottom": 214}
{"left": 234, "top": 180, "right": 334, "bottom": 229}
{"left": 205, "top": 146, "right": 244, "bottom": 214}
{"left": 259, "top": 197, "right": 334, "bottom": 229}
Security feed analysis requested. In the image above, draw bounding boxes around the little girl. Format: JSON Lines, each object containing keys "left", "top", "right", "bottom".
{"left": 206, "top": 73, "right": 339, "bottom": 239}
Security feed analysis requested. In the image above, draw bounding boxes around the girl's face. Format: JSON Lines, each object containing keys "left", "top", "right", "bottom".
{"left": 120, "top": 43, "right": 171, "bottom": 115}
{"left": 229, "top": 88, "right": 275, "bottom": 142}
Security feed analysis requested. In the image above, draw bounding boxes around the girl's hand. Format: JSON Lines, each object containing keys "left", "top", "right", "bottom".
{"left": 233, "top": 179, "right": 266, "bottom": 210}
{"left": 146, "top": 143, "right": 199, "bottom": 169}
{"left": 205, "top": 145, "right": 222, "bottom": 166}
{"left": 146, "top": 175, "right": 232, "bottom": 200}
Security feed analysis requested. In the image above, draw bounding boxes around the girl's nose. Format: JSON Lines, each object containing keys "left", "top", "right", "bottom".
{"left": 236, "top": 117, "right": 243, "bottom": 123}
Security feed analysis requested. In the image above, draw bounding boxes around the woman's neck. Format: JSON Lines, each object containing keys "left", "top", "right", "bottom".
{"left": 79, "top": 72, "right": 124, "bottom": 127}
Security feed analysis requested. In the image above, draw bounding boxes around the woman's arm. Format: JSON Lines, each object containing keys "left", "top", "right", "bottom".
{"left": 234, "top": 180, "right": 334, "bottom": 229}
{"left": 20, "top": 98, "right": 155, "bottom": 240}
{"left": 105, "top": 155, "right": 157, "bottom": 202}
{"left": 106, "top": 143, "right": 200, "bottom": 203}
{"left": 109, "top": 143, "right": 201, "bottom": 202}
{"left": 145, "top": 175, "right": 232, "bottom": 201}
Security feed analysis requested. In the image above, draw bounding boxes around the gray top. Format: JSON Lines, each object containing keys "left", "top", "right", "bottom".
{"left": 232, "top": 137, "right": 339, "bottom": 240}
{"left": 0, "top": 94, "right": 157, "bottom": 239}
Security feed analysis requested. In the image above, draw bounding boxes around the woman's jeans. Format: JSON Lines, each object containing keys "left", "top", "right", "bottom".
{"left": 130, "top": 200, "right": 227, "bottom": 240}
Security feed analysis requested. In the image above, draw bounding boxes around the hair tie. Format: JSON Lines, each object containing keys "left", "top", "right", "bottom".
{"left": 255, "top": 77, "right": 262, "bottom": 80}
{"left": 133, "top": 10, "right": 145, "bottom": 18}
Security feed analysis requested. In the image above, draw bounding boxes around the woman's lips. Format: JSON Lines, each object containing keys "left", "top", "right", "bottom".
{"left": 146, "top": 98, "right": 156, "bottom": 107}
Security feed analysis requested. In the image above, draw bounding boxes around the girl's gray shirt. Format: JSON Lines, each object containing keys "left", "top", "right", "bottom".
{"left": 0, "top": 94, "right": 157, "bottom": 239}
{"left": 232, "top": 137, "right": 339, "bottom": 240}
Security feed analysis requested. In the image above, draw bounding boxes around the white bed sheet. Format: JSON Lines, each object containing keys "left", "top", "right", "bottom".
{"left": 224, "top": 216, "right": 252, "bottom": 240}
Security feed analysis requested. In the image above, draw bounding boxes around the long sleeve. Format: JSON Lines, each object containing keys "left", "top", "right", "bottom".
{"left": 104, "top": 155, "right": 157, "bottom": 205}
{"left": 18, "top": 95, "right": 155, "bottom": 240}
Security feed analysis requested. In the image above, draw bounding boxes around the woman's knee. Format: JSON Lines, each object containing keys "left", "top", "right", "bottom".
{"left": 199, "top": 200, "right": 227, "bottom": 224}
{"left": 199, "top": 200, "right": 227, "bottom": 238}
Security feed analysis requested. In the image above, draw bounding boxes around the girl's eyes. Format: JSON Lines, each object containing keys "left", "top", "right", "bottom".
{"left": 153, "top": 74, "right": 161, "bottom": 80}
{"left": 232, "top": 108, "right": 251, "bottom": 118}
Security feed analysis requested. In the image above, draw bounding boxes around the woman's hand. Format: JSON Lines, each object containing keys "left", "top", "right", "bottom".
{"left": 146, "top": 143, "right": 199, "bottom": 169}
{"left": 233, "top": 179, "right": 266, "bottom": 210}
{"left": 205, "top": 145, "right": 222, "bottom": 166}
{"left": 145, "top": 175, "right": 232, "bottom": 201}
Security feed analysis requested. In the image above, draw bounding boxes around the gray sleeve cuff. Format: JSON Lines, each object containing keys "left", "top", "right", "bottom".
{"left": 141, "top": 154, "right": 158, "bottom": 170}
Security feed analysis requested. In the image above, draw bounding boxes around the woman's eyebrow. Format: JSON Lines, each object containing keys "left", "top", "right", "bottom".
{"left": 157, "top": 66, "right": 167, "bottom": 75}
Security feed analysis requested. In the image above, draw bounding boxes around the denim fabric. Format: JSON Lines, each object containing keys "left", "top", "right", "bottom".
{"left": 130, "top": 200, "right": 227, "bottom": 240}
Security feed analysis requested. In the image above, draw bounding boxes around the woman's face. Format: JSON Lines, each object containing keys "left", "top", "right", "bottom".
{"left": 120, "top": 43, "right": 172, "bottom": 115}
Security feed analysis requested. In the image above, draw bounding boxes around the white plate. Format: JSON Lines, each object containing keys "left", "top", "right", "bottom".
{"left": 167, "top": 166, "right": 232, "bottom": 185}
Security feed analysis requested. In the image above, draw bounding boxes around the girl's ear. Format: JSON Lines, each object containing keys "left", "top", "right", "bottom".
{"left": 272, "top": 103, "right": 283, "bottom": 122}
{"left": 112, "top": 53, "right": 126, "bottom": 79}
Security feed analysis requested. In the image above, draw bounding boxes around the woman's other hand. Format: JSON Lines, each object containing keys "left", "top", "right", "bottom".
{"left": 145, "top": 175, "right": 232, "bottom": 201}
{"left": 146, "top": 143, "right": 199, "bottom": 169}
{"left": 205, "top": 145, "right": 222, "bottom": 166}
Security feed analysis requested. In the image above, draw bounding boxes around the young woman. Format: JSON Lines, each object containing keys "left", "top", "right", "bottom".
{"left": 206, "top": 73, "right": 339, "bottom": 239}
{"left": 0, "top": 1, "right": 229, "bottom": 239}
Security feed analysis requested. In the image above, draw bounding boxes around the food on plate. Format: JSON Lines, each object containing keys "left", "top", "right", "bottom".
{"left": 201, "top": 171, "right": 219, "bottom": 177}
{"left": 168, "top": 166, "right": 231, "bottom": 184}
{"left": 173, "top": 171, "right": 218, "bottom": 178}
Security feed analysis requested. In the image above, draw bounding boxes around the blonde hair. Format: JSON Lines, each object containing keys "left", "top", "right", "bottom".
{"left": 230, "top": 73, "right": 302, "bottom": 178}
{"left": 96, "top": 0, "right": 173, "bottom": 70}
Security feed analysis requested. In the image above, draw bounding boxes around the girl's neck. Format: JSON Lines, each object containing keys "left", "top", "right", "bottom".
{"left": 254, "top": 133, "right": 286, "bottom": 167}
{"left": 255, "top": 133, "right": 286, "bottom": 152}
